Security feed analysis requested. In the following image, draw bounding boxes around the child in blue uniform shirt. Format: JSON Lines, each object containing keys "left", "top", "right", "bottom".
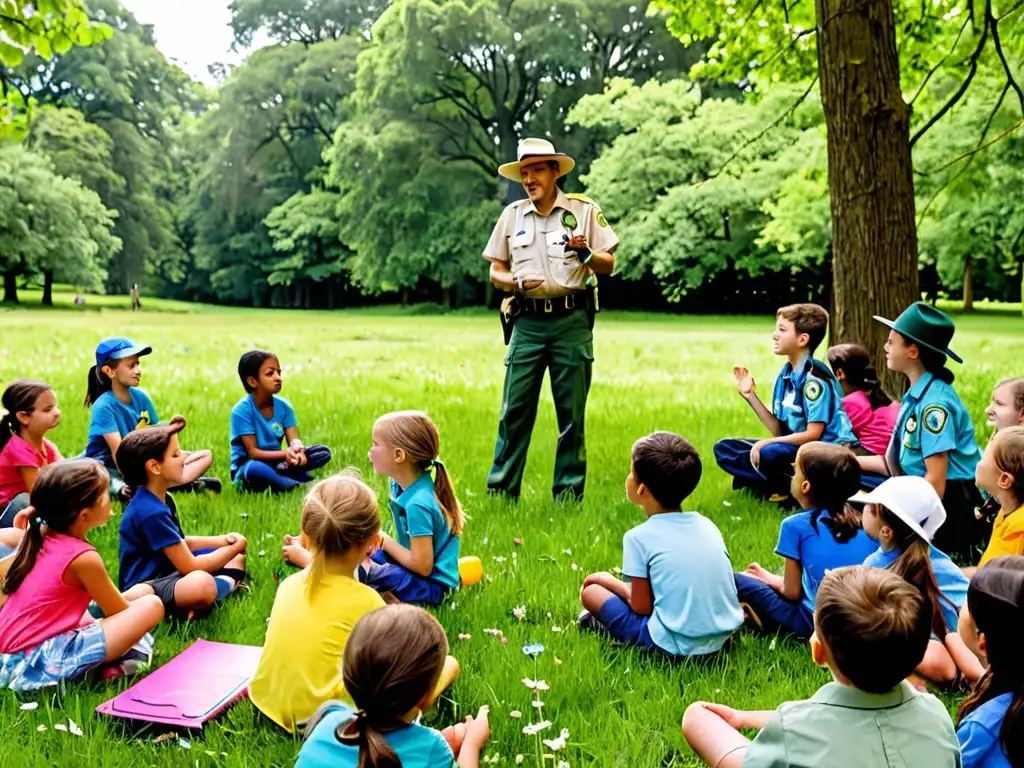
{"left": 364, "top": 411, "right": 463, "bottom": 606}
{"left": 857, "top": 302, "right": 985, "bottom": 560}
{"left": 715, "top": 304, "right": 858, "bottom": 499}
{"left": 579, "top": 432, "right": 743, "bottom": 657}
{"left": 298, "top": 605, "right": 490, "bottom": 768}
{"left": 230, "top": 350, "right": 332, "bottom": 493}
{"left": 735, "top": 442, "right": 878, "bottom": 637}
{"left": 854, "top": 476, "right": 969, "bottom": 686}
{"left": 116, "top": 418, "right": 247, "bottom": 619}
{"left": 955, "top": 555, "right": 1024, "bottom": 768}
{"left": 84, "top": 338, "right": 219, "bottom": 502}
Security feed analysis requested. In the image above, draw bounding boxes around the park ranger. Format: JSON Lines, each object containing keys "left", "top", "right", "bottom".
{"left": 483, "top": 138, "right": 618, "bottom": 502}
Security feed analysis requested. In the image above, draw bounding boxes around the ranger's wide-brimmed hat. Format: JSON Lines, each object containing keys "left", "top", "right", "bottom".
{"left": 498, "top": 138, "right": 575, "bottom": 181}
{"left": 873, "top": 302, "right": 962, "bottom": 364}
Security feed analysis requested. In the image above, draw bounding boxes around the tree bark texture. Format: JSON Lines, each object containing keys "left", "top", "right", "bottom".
{"left": 42, "top": 269, "right": 54, "bottom": 307}
{"left": 3, "top": 270, "right": 18, "bottom": 304}
{"left": 816, "top": 0, "right": 919, "bottom": 396}
{"left": 962, "top": 256, "right": 973, "bottom": 312}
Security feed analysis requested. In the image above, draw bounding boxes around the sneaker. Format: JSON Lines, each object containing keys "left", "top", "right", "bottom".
{"left": 577, "top": 609, "right": 601, "bottom": 632}
{"left": 197, "top": 476, "right": 223, "bottom": 494}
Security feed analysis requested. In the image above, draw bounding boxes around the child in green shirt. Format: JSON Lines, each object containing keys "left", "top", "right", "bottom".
{"left": 682, "top": 566, "right": 961, "bottom": 768}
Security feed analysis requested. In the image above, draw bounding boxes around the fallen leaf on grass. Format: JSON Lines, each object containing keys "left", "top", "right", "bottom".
{"left": 554, "top": 657, "right": 562, "bottom": 665}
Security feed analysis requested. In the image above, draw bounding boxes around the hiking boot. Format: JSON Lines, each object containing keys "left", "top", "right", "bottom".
{"left": 196, "top": 476, "right": 223, "bottom": 494}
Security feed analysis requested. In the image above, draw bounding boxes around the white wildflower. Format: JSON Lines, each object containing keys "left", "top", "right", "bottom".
{"left": 543, "top": 728, "right": 570, "bottom": 751}
{"left": 522, "top": 720, "right": 552, "bottom": 736}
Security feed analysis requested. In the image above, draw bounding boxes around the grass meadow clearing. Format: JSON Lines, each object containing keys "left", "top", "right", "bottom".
{"left": 0, "top": 300, "right": 1022, "bottom": 767}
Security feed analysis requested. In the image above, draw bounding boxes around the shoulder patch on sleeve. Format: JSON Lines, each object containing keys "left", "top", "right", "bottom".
{"left": 566, "top": 192, "right": 595, "bottom": 205}
{"left": 923, "top": 404, "right": 950, "bottom": 435}
{"left": 596, "top": 211, "right": 609, "bottom": 228}
{"left": 803, "top": 379, "right": 823, "bottom": 402}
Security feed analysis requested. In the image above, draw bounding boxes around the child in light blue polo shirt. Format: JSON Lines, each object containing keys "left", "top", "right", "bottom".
{"left": 735, "top": 442, "right": 877, "bottom": 637}
{"left": 230, "top": 349, "right": 332, "bottom": 493}
{"left": 363, "top": 411, "right": 463, "bottom": 606}
{"left": 579, "top": 432, "right": 743, "bottom": 657}
{"left": 683, "top": 566, "right": 960, "bottom": 768}
{"left": 714, "top": 303, "right": 858, "bottom": 500}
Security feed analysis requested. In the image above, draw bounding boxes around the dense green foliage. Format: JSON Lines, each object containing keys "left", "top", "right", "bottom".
{"left": 0, "top": 0, "right": 1021, "bottom": 310}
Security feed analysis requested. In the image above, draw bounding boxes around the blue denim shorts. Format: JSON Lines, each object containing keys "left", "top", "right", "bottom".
{"left": 596, "top": 595, "right": 658, "bottom": 650}
{"left": 360, "top": 550, "right": 448, "bottom": 607}
{"left": 0, "top": 622, "right": 108, "bottom": 691}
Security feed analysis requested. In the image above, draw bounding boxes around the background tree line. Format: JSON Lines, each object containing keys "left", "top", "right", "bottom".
{"left": 0, "top": 0, "right": 1021, "bottom": 317}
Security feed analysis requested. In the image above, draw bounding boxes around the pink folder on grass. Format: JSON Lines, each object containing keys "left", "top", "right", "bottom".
{"left": 96, "top": 639, "right": 263, "bottom": 728}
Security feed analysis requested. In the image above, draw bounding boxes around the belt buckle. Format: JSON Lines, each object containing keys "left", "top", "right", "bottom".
{"left": 565, "top": 295, "right": 575, "bottom": 310}
{"left": 544, "top": 299, "right": 553, "bottom": 313}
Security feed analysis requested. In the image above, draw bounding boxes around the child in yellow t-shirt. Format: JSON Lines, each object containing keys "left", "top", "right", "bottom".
{"left": 250, "top": 472, "right": 387, "bottom": 732}
{"left": 974, "top": 427, "right": 1024, "bottom": 568}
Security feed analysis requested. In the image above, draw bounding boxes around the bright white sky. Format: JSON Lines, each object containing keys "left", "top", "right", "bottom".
{"left": 121, "top": 0, "right": 261, "bottom": 84}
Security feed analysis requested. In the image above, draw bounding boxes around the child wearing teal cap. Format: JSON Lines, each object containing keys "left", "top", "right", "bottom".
{"left": 857, "top": 302, "right": 985, "bottom": 560}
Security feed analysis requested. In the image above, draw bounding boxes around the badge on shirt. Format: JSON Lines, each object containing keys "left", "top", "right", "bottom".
{"left": 561, "top": 211, "right": 578, "bottom": 231}
{"left": 923, "top": 405, "right": 949, "bottom": 435}
{"left": 803, "top": 379, "right": 823, "bottom": 402}
{"left": 596, "top": 211, "right": 608, "bottom": 228}
{"left": 272, "top": 422, "right": 283, "bottom": 438}
{"left": 905, "top": 416, "right": 918, "bottom": 434}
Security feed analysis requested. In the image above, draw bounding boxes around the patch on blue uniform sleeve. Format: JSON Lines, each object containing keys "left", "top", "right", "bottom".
{"left": 923, "top": 405, "right": 949, "bottom": 435}
{"left": 803, "top": 379, "right": 823, "bottom": 402}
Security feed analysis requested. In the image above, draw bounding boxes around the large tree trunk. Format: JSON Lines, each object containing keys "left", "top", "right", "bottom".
{"left": 962, "top": 255, "right": 974, "bottom": 312}
{"left": 42, "top": 269, "right": 54, "bottom": 307}
{"left": 2, "top": 270, "right": 18, "bottom": 304}
{"left": 816, "top": 0, "right": 919, "bottom": 398}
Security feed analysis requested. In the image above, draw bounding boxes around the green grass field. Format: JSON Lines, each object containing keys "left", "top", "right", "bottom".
{"left": 0, "top": 303, "right": 1021, "bottom": 768}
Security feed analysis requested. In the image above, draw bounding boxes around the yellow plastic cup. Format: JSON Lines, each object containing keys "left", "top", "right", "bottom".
{"left": 459, "top": 555, "right": 484, "bottom": 586}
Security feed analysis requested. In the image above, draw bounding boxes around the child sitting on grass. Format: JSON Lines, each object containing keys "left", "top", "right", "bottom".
{"left": 579, "top": 432, "right": 743, "bottom": 658}
{"left": 954, "top": 555, "right": 1024, "bottom": 768}
{"left": 827, "top": 343, "right": 898, "bottom": 456}
{"left": 84, "top": 338, "right": 220, "bottom": 502}
{"left": 735, "top": 442, "right": 877, "bottom": 637}
{"left": 116, "top": 418, "right": 247, "bottom": 619}
{"left": 0, "top": 379, "right": 63, "bottom": 527}
{"left": 252, "top": 473, "right": 390, "bottom": 732}
{"left": 682, "top": 566, "right": 961, "bottom": 768}
{"left": 230, "top": 349, "right": 332, "bottom": 493}
{"left": 297, "top": 604, "right": 489, "bottom": 768}
{"left": 985, "top": 378, "right": 1024, "bottom": 432}
{"left": 0, "top": 460, "right": 163, "bottom": 691}
{"left": 971, "top": 427, "right": 1024, "bottom": 573}
{"left": 856, "top": 476, "right": 969, "bottom": 685}
{"left": 363, "top": 410, "right": 463, "bottom": 606}
{"left": 714, "top": 303, "right": 858, "bottom": 500}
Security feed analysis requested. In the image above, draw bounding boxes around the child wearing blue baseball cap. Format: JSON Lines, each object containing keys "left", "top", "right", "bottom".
{"left": 84, "top": 338, "right": 220, "bottom": 503}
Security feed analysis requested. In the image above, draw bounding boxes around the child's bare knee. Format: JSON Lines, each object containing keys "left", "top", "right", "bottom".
{"left": 139, "top": 594, "right": 165, "bottom": 624}
{"left": 179, "top": 572, "right": 218, "bottom": 608}
{"left": 682, "top": 702, "right": 709, "bottom": 738}
{"left": 581, "top": 584, "right": 604, "bottom": 612}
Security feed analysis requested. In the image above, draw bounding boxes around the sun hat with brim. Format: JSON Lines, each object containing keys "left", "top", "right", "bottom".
{"left": 849, "top": 475, "right": 946, "bottom": 543}
{"left": 873, "top": 301, "right": 962, "bottom": 364}
{"left": 498, "top": 138, "right": 575, "bottom": 182}
{"left": 95, "top": 338, "right": 152, "bottom": 369}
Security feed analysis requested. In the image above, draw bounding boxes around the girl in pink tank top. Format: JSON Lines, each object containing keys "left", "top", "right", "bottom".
{"left": 0, "top": 459, "right": 164, "bottom": 691}
{"left": 827, "top": 343, "right": 898, "bottom": 456}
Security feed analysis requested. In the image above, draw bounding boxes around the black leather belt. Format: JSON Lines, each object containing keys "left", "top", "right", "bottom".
{"left": 520, "top": 293, "right": 587, "bottom": 315}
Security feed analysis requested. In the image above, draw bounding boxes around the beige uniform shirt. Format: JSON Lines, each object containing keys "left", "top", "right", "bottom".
{"left": 483, "top": 191, "right": 619, "bottom": 299}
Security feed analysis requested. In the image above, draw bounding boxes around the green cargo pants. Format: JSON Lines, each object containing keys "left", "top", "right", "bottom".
{"left": 487, "top": 309, "right": 593, "bottom": 501}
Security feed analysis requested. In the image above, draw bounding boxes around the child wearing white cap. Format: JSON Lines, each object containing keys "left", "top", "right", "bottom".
{"left": 853, "top": 475, "right": 970, "bottom": 686}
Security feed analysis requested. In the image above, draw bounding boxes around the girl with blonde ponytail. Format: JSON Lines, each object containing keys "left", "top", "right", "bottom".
{"left": 250, "top": 472, "right": 387, "bottom": 733}
{"left": 365, "top": 411, "right": 465, "bottom": 606}
{"left": 297, "top": 605, "right": 490, "bottom": 768}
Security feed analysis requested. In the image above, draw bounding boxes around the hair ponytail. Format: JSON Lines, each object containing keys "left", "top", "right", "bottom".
{"left": 341, "top": 605, "right": 449, "bottom": 768}
{"left": 2, "top": 459, "right": 108, "bottom": 595}
{"left": 879, "top": 508, "right": 954, "bottom": 639}
{"left": 301, "top": 472, "right": 381, "bottom": 596}
{"left": 0, "top": 379, "right": 53, "bottom": 453}
{"left": 84, "top": 364, "right": 113, "bottom": 407}
{"left": 798, "top": 442, "right": 863, "bottom": 543}
{"left": 375, "top": 411, "right": 465, "bottom": 536}
{"left": 917, "top": 346, "right": 955, "bottom": 384}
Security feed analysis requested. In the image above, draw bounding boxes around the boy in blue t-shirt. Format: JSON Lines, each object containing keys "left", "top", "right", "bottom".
{"left": 578, "top": 432, "right": 743, "bottom": 657}
{"left": 714, "top": 303, "right": 859, "bottom": 500}
{"left": 734, "top": 442, "right": 877, "bottom": 637}
{"left": 229, "top": 350, "right": 332, "bottom": 493}
{"left": 116, "top": 418, "right": 246, "bottom": 619}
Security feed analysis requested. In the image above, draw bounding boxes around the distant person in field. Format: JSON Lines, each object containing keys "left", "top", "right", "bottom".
{"left": 83, "top": 338, "right": 221, "bottom": 503}
{"left": 714, "top": 304, "right": 859, "bottom": 502}
{"left": 856, "top": 302, "right": 984, "bottom": 560}
{"left": 682, "top": 566, "right": 961, "bottom": 768}
{"left": 130, "top": 284, "right": 140, "bottom": 312}
{"left": 827, "top": 343, "right": 899, "bottom": 456}
{"left": 0, "top": 380, "right": 63, "bottom": 528}
{"left": 230, "top": 349, "right": 332, "bottom": 493}
{"left": 483, "top": 138, "right": 618, "bottom": 503}
{"left": 578, "top": 432, "right": 743, "bottom": 659}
